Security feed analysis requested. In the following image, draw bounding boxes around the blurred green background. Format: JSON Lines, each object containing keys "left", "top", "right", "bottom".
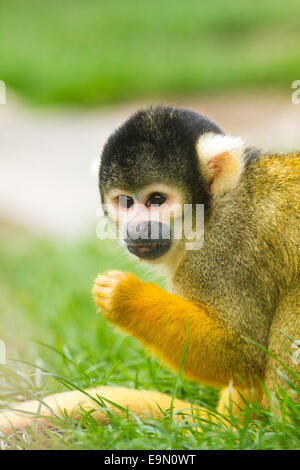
{"left": 0, "top": 0, "right": 300, "bottom": 106}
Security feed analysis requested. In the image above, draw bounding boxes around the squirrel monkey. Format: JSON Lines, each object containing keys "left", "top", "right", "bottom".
{"left": 0, "top": 106, "right": 299, "bottom": 431}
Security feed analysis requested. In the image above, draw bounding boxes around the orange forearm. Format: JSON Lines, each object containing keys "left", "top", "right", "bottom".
{"left": 107, "top": 275, "right": 262, "bottom": 387}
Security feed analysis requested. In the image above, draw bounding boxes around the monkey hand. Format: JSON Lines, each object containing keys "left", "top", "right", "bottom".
{"left": 93, "top": 270, "right": 141, "bottom": 319}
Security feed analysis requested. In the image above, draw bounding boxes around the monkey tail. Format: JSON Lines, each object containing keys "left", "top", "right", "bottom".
{"left": 0, "top": 386, "right": 208, "bottom": 433}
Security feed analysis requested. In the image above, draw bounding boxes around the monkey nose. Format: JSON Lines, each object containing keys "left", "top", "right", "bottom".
{"left": 127, "top": 220, "right": 149, "bottom": 241}
{"left": 125, "top": 221, "right": 169, "bottom": 242}
{"left": 124, "top": 221, "right": 171, "bottom": 261}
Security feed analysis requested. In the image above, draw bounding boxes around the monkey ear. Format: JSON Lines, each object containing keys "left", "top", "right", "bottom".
{"left": 196, "top": 133, "right": 245, "bottom": 195}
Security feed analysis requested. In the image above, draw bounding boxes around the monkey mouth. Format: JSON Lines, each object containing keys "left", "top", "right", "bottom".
{"left": 126, "top": 240, "right": 171, "bottom": 260}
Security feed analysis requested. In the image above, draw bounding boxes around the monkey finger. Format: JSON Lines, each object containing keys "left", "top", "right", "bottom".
{"left": 96, "top": 302, "right": 111, "bottom": 315}
{"left": 104, "top": 270, "right": 128, "bottom": 281}
{"left": 93, "top": 294, "right": 112, "bottom": 312}
{"left": 92, "top": 285, "right": 112, "bottom": 298}
{"left": 94, "top": 275, "right": 119, "bottom": 288}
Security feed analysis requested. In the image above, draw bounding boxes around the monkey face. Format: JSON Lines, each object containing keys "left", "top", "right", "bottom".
{"left": 99, "top": 106, "right": 224, "bottom": 262}
{"left": 104, "top": 184, "right": 183, "bottom": 261}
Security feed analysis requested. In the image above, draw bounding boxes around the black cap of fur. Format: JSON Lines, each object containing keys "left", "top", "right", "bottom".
{"left": 99, "top": 105, "right": 223, "bottom": 205}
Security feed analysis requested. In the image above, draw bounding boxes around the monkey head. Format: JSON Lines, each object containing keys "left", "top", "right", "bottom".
{"left": 99, "top": 106, "right": 247, "bottom": 263}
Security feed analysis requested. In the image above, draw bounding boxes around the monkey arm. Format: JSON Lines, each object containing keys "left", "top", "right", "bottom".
{"left": 93, "top": 272, "right": 264, "bottom": 388}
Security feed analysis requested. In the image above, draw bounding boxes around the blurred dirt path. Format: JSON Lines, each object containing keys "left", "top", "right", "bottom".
{"left": 0, "top": 90, "right": 299, "bottom": 237}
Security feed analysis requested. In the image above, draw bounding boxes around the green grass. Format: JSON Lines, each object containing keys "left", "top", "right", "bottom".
{"left": 0, "top": 225, "right": 299, "bottom": 450}
{"left": 0, "top": 0, "right": 300, "bottom": 106}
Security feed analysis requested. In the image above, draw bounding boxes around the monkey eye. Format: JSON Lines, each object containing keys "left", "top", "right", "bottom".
{"left": 118, "top": 195, "right": 134, "bottom": 209}
{"left": 145, "top": 193, "right": 167, "bottom": 207}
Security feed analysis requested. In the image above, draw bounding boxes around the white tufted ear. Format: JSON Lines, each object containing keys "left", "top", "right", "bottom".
{"left": 196, "top": 133, "right": 245, "bottom": 195}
